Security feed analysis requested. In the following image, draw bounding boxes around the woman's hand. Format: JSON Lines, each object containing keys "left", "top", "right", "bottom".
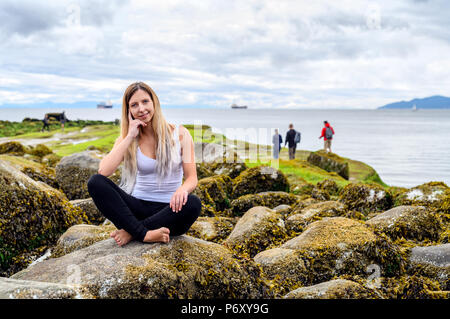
{"left": 170, "top": 188, "right": 188, "bottom": 213}
{"left": 127, "top": 109, "right": 147, "bottom": 139}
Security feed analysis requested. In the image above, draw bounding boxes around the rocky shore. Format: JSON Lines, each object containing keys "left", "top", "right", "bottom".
{"left": 0, "top": 129, "right": 449, "bottom": 299}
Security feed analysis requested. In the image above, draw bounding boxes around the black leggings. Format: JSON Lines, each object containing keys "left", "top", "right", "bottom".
{"left": 87, "top": 174, "right": 201, "bottom": 242}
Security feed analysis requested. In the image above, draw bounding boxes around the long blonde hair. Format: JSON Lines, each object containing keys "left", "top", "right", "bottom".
{"left": 119, "top": 82, "right": 180, "bottom": 194}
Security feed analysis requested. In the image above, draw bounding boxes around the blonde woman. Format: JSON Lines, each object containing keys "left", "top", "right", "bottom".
{"left": 87, "top": 82, "right": 201, "bottom": 246}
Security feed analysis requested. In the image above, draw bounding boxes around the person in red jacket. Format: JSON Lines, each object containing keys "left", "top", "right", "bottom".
{"left": 319, "top": 121, "right": 334, "bottom": 153}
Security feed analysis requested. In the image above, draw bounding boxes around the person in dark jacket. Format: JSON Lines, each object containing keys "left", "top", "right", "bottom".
{"left": 319, "top": 121, "right": 335, "bottom": 153}
{"left": 41, "top": 114, "right": 50, "bottom": 132}
{"left": 284, "top": 123, "right": 297, "bottom": 160}
{"left": 272, "top": 129, "right": 282, "bottom": 159}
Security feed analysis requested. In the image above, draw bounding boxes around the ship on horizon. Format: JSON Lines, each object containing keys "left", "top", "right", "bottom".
{"left": 231, "top": 103, "right": 247, "bottom": 109}
{"left": 97, "top": 100, "right": 113, "bottom": 109}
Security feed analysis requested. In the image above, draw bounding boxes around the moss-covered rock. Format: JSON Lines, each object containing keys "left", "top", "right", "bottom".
{"left": 316, "top": 179, "right": 341, "bottom": 196}
{"left": 11, "top": 235, "right": 272, "bottom": 299}
{"left": 231, "top": 166, "right": 289, "bottom": 199}
{"left": 310, "top": 187, "right": 331, "bottom": 201}
{"left": 28, "top": 144, "right": 53, "bottom": 158}
{"left": 186, "top": 216, "right": 237, "bottom": 243}
{"left": 70, "top": 198, "right": 105, "bottom": 225}
{"left": 0, "top": 277, "right": 93, "bottom": 299}
{"left": 254, "top": 217, "right": 406, "bottom": 295}
{"left": 339, "top": 183, "right": 393, "bottom": 215}
{"left": 55, "top": 151, "right": 120, "bottom": 200}
{"left": 229, "top": 191, "right": 299, "bottom": 217}
{"left": 366, "top": 206, "right": 442, "bottom": 241}
{"left": 207, "top": 161, "right": 247, "bottom": 179}
{"left": 307, "top": 150, "right": 349, "bottom": 180}
{"left": 395, "top": 182, "right": 449, "bottom": 208}
{"left": 196, "top": 163, "right": 215, "bottom": 179}
{"left": 193, "top": 174, "right": 232, "bottom": 216}
{"left": 224, "top": 206, "right": 291, "bottom": 258}
{"left": 283, "top": 279, "right": 379, "bottom": 299}
{"left": 42, "top": 153, "right": 62, "bottom": 168}
{"left": 0, "top": 141, "right": 26, "bottom": 156}
{"left": 378, "top": 275, "right": 449, "bottom": 299}
{"left": 50, "top": 224, "right": 118, "bottom": 258}
{"left": 0, "top": 153, "right": 59, "bottom": 189}
{"left": 407, "top": 243, "right": 450, "bottom": 290}
{"left": 0, "top": 161, "right": 89, "bottom": 277}
{"left": 285, "top": 201, "right": 346, "bottom": 232}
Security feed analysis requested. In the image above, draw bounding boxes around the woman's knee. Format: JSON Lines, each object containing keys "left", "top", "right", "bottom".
{"left": 185, "top": 194, "right": 202, "bottom": 214}
{"left": 87, "top": 174, "right": 108, "bottom": 195}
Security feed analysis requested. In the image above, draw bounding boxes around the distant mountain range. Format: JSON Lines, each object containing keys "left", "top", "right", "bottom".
{"left": 378, "top": 95, "right": 450, "bottom": 109}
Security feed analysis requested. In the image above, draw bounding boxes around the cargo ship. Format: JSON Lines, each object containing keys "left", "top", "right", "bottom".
{"left": 231, "top": 103, "right": 247, "bottom": 109}
{"left": 97, "top": 100, "right": 113, "bottom": 109}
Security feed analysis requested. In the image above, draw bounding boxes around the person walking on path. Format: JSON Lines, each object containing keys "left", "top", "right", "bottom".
{"left": 87, "top": 82, "right": 201, "bottom": 247}
{"left": 272, "top": 129, "right": 282, "bottom": 159}
{"left": 41, "top": 114, "right": 50, "bottom": 132}
{"left": 284, "top": 123, "right": 300, "bottom": 160}
{"left": 319, "top": 120, "right": 335, "bottom": 153}
{"left": 60, "top": 111, "right": 67, "bottom": 132}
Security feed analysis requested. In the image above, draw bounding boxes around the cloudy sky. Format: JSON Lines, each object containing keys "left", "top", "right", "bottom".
{"left": 1, "top": 0, "right": 449, "bottom": 109}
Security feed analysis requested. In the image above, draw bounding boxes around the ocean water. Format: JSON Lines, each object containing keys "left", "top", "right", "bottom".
{"left": 1, "top": 107, "right": 449, "bottom": 188}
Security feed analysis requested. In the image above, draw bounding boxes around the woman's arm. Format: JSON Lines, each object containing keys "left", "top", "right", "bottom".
{"left": 170, "top": 125, "right": 198, "bottom": 212}
{"left": 98, "top": 135, "right": 134, "bottom": 177}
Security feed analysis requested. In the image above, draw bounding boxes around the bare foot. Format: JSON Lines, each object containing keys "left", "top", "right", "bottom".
{"left": 143, "top": 227, "right": 170, "bottom": 244}
{"left": 111, "top": 229, "right": 133, "bottom": 247}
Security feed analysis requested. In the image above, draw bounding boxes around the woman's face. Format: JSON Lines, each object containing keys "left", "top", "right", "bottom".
{"left": 128, "top": 89, "right": 155, "bottom": 123}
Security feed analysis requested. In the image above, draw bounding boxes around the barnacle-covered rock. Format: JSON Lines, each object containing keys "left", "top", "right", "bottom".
{"left": 254, "top": 217, "right": 405, "bottom": 295}
{"left": 339, "top": 183, "right": 393, "bottom": 215}
{"left": 11, "top": 235, "right": 272, "bottom": 299}
{"left": 366, "top": 206, "right": 442, "bottom": 241}
{"left": 223, "top": 206, "right": 290, "bottom": 258}
{"left": 229, "top": 191, "right": 299, "bottom": 217}
{"left": 231, "top": 166, "right": 289, "bottom": 199}
{"left": 0, "top": 161, "right": 88, "bottom": 277}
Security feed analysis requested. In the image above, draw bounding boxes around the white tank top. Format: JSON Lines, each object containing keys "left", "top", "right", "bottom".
{"left": 131, "top": 125, "right": 183, "bottom": 203}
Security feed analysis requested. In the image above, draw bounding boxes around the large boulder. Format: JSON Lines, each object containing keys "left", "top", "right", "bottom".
{"left": 50, "top": 224, "right": 118, "bottom": 258}
{"left": 193, "top": 174, "right": 232, "bottom": 216}
{"left": 0, "top": 154, "right": 59, "bottom": 189}
{"left": 223, "top": 206, "right": 290, "bottom": 258}
{"left": 395, "top": 182, "right": 449, "bottom": 212}
{"left": 0, "top": 161, "right": 88, "bottom": 277}
{"left": 339, "top": 183, "right": 393, "bottom": 215}
{"left": 283, "top": 279, "right": 379, "bottom": 299}
{"left": 285, "top": 201, "right": 346, "bottom": 232}
{"left": 231, "top": 166, "right": 289, "bottom": 199}
{"left": 187, "top": 217, "right": 237, "bottom": 243}
{"left": 70, "top": 198, "right": 105, "bottom": 225}
{"left": 254, "top": 217, "right": 405, "bottom": 295}
{"left": 307, "top": 150, "right": 349, "bottom": 180}
{"left": 366, "top": 206, "right": 442, "bottom": 241}
{"left": 407, "top": 243, "right": 450, "bottom": 290}
{"left": 11, "top": 235, "right": 271, "bottom": 299}
{"left": 0, "top": 277, "right": 93, "bottom": 299}
{"left": 230, "top": 191, "right": 299, "bottom": 217}
{"left": 55, "top": 151, "right": 103, "bottom": 200}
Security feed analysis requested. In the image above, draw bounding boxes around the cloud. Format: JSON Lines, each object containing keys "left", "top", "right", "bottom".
{"left": 0, "top": 0, "right": 449, "bottom": 109}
